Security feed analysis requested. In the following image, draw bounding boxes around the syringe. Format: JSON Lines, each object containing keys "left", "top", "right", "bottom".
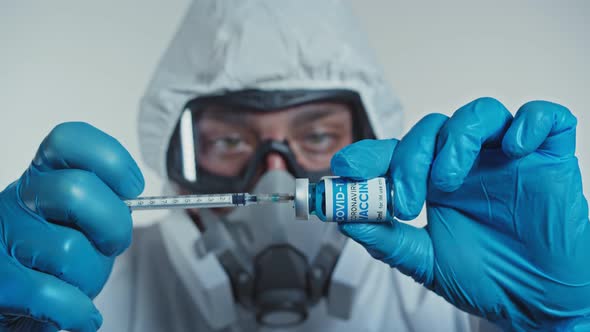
{"left": 124, "top": 193, "right": 295, "bottom": 211}
{"left": 124, "top": 177, "right": 393, "bottom": 223}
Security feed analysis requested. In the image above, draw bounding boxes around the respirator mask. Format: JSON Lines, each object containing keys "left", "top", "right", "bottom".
{"left": 199, "top": 170, "right": 346, "bottom": 326}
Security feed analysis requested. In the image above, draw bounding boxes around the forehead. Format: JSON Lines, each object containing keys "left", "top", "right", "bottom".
{"left": 198, "top": 101, "right": 353, "bottom": 126}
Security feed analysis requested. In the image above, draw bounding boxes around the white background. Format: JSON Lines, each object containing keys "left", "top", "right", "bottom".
{"left": 1, "top": 1, "right": 589, "bottom": 224}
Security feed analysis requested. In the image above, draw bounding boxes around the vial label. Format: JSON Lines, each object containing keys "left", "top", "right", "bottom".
{"left": 324, "top": 177, "right": 387, "bottom": 222}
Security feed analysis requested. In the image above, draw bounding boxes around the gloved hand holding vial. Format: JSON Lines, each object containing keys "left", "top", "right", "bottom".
{"left": 332, "top": 98, "right": 590, "bottom": 331}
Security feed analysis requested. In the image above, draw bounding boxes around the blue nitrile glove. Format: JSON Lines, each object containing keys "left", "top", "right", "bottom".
{"left": 0, "top": 122, "right": 144, "bottom": 332}
{"left": 332, "top": 98, "right": 590, "bottom": 331}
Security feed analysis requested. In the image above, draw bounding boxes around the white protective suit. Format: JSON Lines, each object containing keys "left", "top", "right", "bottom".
{"left": 94, "top": 0, "right": 500, "bottom": 331}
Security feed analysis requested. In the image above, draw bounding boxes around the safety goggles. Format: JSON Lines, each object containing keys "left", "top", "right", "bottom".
{"left": 166, "top": 89, "right": 374, "bottom": 193}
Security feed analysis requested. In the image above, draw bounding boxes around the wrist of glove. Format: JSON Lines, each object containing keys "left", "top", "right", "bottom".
{"left": 0, "top": 314, "right": 58, "bottom": 332}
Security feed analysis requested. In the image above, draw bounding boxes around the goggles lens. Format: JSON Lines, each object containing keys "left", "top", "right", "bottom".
{"left": 166, "top": 90, "right": 375, "bottom": 193}
{"left": 195, "top": 104, "right": 353, "bottom": 177}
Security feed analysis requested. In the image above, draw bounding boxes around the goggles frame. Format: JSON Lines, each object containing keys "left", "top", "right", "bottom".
{"left": 166, "top": 89, "right": 375, "bottom": 193}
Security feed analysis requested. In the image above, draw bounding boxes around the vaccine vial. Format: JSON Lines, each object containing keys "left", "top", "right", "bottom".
{"left": 294, "top": 177, "right": 394, "bottom": 223}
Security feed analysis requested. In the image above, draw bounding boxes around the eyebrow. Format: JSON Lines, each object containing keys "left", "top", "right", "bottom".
{"left": 291, "top": 108, "right": 346, "bottom": 127}
{"left": 198, "top": 107, "right": 248, "bottom": 125}
{"left": 198, "top": 106, "right": 348, "bottom": 127}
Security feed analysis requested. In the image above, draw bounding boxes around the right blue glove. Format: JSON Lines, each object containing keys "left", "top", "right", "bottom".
{"left": 332, "top": 98, "right": 590, "bottom": 331}
{"left": 0, "top": 122, "right": 144, "bottom": 332}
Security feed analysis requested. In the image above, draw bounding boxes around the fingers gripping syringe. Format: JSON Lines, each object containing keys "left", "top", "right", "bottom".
{"left": 124, "top": 193, "right": 295, "bottom": 210}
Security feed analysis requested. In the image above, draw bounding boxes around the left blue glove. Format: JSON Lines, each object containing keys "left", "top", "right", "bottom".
{"left": 0, "top": 122, "right": 144, "bottom": 332}
{"left": 332, "top": 98, "right": 590, "bottom": 331}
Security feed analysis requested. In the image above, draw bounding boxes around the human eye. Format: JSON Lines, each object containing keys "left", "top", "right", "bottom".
{"left": 214, "top": 136, "right": 242, "bottom": 149}
{"left": 202, "top": 133, "right": 252, "bottom": 156}
{"left": 214, "top": 135, "right": 248, "bottom": 151}
{"left": 300, "top": 131, "right": 338, "bottom": 153}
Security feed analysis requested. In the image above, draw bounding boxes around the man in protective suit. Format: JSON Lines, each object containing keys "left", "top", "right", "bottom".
{"left": 97, "top": 1, "right": 493, "bottom": 330}
{"left": 1, "top": 0, "right": 589, "bottom": 331}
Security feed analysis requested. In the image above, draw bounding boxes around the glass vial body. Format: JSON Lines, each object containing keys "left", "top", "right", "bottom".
{"left": 294, "top": 177, "right": 394, "bottom": 223}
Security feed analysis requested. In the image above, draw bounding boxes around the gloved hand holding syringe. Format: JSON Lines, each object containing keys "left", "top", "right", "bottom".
{"left": 125, "top": 177, "right": 394, "bottom": 223}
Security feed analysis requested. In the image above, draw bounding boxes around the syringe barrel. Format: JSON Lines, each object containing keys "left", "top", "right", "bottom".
{"left": 126, "top": 193, "right": 244, "bottom": 210}
{"left": 295, "top": 177, "right": 394, "bottom": 223}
